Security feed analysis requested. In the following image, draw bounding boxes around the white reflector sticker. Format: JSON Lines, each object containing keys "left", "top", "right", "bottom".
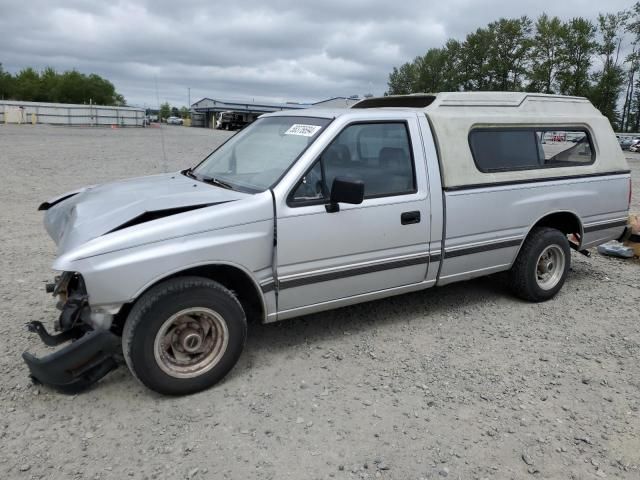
{"left": 285, "top": 124, "right": 322, "bottom": 137}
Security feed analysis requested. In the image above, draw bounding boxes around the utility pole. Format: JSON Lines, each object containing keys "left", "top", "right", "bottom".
{"left": 188, "top": 87, "right": 191, "bottom": 107}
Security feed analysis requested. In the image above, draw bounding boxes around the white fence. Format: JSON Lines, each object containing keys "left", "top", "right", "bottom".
{"left": 0, "top": 100, "right": 144, "bottom": 127}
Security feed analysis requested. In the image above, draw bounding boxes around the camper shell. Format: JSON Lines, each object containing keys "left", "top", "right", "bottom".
{"left": 23, "top": 92, "right": 631, "bottom": 395}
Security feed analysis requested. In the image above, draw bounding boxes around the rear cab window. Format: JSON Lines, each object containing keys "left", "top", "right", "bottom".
{"left": 469, "top": 127, "right": 595, "bottom": 172}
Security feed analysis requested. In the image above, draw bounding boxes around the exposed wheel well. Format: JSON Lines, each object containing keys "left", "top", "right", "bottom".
{"left": 530, "top": 211, "right": 582, "bottom": 238}
{"left": 112, "top": 265, "right": 265, "bottom": 334}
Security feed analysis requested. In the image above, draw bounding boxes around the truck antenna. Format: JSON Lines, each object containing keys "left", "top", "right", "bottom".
{"left": 155, "top": 76, "right": 168, "bottom": 173}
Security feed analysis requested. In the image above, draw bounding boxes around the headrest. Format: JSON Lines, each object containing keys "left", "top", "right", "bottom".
{"left": 379, "top": 147, "right": 406, "bottom": 168}
{"left": 324, "top": 144, "right": 350, "bottom": 166}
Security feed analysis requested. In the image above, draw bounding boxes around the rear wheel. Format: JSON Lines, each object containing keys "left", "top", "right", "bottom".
{"left": 122, "top": 277, "right": 247, "bottom": 395}
{"left": 509, "top": 227, "right": 571, "bottom": 302}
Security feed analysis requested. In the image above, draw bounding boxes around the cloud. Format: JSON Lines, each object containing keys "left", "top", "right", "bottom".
{"left": 0, "top": 0, "right": 633, "bottom": 106}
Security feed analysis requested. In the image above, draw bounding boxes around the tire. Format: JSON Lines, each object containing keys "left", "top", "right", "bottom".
{"left": 508, "top": 227, "right": 571, "bottom": 302}
{"left": 122, "top": 276, "right": 247, "bottom": 395}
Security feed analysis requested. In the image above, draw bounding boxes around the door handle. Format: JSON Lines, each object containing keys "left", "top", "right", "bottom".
{"left": 401, "top": 211, "right": 421, "bottom": 225}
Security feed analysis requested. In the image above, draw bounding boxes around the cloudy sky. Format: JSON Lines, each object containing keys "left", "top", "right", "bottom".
{"left": 0, "top": 0, "right": 634, "bottom": 107}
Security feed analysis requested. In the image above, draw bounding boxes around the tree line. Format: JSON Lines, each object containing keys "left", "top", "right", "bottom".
{"left": 159, "top": 102, "right": 190, "bottom": 120}
{"left": 0, "top": 64, "right": 125, "bottom": 106}
{"left": 387, "top": 3, "right": 640, "bottom": 131}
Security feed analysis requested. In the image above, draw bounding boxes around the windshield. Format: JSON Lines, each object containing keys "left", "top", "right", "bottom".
{"left": 192, "top": 116, "right": 331, "bottom": 192}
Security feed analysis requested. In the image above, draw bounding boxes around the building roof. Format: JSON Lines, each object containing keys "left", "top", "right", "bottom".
{"left": 190, "top": 96, "right": 360, "bottom": 114}
{"left": 191, "top": 97, "right": 309, "bottom": 114}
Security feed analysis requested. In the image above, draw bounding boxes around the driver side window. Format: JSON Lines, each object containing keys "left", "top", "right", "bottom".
{"left": 290, "top": 122, "right": 415, "bottom": 205}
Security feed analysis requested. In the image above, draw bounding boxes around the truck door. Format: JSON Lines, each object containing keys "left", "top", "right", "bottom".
{"left": 273, "top": 114, "right": 432, "bottom": 317}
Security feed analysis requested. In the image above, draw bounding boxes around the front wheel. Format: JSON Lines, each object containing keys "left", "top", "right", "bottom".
{"left": 508, "top": 227, "right": 571, "bottom": 302}
{"left": 122, "top": 277, "right": 247, "bottom": 395}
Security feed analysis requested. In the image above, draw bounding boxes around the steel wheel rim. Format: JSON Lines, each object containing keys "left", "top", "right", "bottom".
{"left": 154, "top": 307, "right": 228, "bottom": 379}
{"left": 535, "top": 245, "right": 565, "bottom": 290}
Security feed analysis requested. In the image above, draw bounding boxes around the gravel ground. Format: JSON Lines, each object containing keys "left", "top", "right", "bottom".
{"left": 0, "top": 124, "right": 639, "bottom": 480}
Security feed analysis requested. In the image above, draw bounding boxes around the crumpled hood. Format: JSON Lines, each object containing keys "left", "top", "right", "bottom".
{"left": 44, "top": 172, "right": 248, "bottom": 254}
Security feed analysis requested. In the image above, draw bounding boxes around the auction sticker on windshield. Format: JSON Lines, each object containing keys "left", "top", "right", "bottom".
{"left": 285, "top": 124, "right": 322, "bottom": 137}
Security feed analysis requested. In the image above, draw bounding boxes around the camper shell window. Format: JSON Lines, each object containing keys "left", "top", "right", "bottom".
{"left": 469, "top": 127, "right": 595, "bottom": 173}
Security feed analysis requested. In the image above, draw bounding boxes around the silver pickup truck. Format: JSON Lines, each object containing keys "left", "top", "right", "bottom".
{"left": 23, "top": 92, "right": 632, "bottom": 395}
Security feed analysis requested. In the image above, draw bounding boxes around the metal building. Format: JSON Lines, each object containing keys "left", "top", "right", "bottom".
{"left": 312, "top": 96, "right": 362, "bottom": 108}
{"left": 0, "top": 100, "right": 145, "bottom": 127}
{"left": 190, "top": 96, "right": 360, "bottom": 128}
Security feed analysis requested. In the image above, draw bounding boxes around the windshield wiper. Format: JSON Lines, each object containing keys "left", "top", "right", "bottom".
{"left": 199, "top": 175, "right": 235, "bottom": 190}
{"left": 183, "top": 168, "right": 197, "bottom": 179}
{"left": 184, "top": 168, "right": 235, "bottom": 190}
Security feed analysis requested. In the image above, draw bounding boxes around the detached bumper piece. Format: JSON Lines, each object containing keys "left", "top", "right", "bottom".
{"left": 27, "top": 320, "right": 84, "bottom": 347}
{"left": 23, "top": 324, "right": 119, "bottom": 394}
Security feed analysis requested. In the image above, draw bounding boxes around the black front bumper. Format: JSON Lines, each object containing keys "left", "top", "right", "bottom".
{"left": 23, "top": 325, "right": 119, "bottom": 394}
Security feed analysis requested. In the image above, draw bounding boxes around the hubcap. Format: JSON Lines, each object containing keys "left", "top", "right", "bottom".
{"left": 180, "top": 330, "right": 203, "bottom": 353}
{"left": 153, "top": 307, "right": 228, "bottom": 379}
{"left": 535, "top": 245, "right": 565, "bottom": 290}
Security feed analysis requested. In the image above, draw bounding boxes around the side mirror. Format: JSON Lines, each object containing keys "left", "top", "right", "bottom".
{"left": 326, "top": 177, "right": 364, "bottom": 213}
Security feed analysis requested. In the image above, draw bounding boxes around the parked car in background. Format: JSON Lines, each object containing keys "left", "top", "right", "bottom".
{"left": 167, "top": 116, "right": 184, "bottom": 125}
{"left": 630, "top": 140, "right": 640, "bottom": 152}
{"left": 24, "top": 92, "right": 631, "bottom": 396}
{"left": 619, "top": 136, "right": 634, "bottom": 150}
